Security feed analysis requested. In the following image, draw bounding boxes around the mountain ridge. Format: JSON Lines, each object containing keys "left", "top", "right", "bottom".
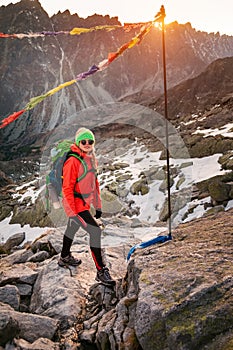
{"left": 1, "top": 0, "right": 233, "bottom": 146}
{"left": 146, "top": 56, "right": 233, "bottom": 119}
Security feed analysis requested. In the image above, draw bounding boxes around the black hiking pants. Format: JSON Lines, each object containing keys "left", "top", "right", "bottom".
{"left": 61, "top": 210, "right": 104, "bottom": 270}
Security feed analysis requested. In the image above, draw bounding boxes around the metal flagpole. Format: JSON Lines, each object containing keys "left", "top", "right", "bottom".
{"left": 158, "top": 5, "right": 172, "bottom": 237}
{"left": 126, "top": 6, "right": 173, "bottom": 261}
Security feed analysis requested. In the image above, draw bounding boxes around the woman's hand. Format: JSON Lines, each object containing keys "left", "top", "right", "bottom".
{"left": 95, "top": 209, "right": 102, "bottom": 219}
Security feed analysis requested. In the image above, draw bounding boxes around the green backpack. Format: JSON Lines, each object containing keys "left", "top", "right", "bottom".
{"left": 46, "top": 140, "right": 89, "bottom": 209}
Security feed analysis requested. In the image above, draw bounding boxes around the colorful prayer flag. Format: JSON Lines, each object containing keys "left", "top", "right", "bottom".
{"left": 0, "top": 20, "right": 156, "bottom": 128}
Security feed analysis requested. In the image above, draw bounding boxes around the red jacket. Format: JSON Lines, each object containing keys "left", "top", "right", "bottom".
{"left": 62, "top": 144, "right": 102, "bottom": 217}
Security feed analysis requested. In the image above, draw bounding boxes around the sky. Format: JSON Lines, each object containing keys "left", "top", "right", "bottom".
{"left": 0, "top": 0, "right": 233, "bottom": 36}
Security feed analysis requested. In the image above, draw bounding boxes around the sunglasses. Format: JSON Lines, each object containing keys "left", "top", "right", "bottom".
{"left": 80, "top": 139, "right": 94, "bottom": 145}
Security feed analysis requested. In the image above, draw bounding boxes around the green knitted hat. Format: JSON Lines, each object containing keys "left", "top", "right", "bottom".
{"left": 75, "top": 127, "right": 95, "bottom": 145}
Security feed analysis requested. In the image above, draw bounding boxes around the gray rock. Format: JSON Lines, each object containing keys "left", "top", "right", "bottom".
{"left": 134, "top": 157, "right": 144, "bottom": 164}
{"left": 0, "top": 302, "right": 58, "bottom": 343}
{"left": 106, "top": 181, "right": 118, "bottom": 194}
{"left": 0, "top": 285, "right": 20, "bottom": 310}
{"left": 27, "top": 251, "right": 50, "bottom": 263}
{"left": 14, "top": 337, "right": 60, "bottom": 350}
{"left": 95, "top": 309, "right": 117, "bottom": 350}
{"left": 10, "top": 198, "right": 52, "bottom": 228}
{"left": 113, "top": 162, "right": 129, "bottom": 170}
{"left": 0, "top": 208, "right": 232, "bottom": 350}
{"left": 0, "top": 304, "right": 19, "bottom": 347}
{"left": 0, "top": 264, "right": 38, "bottom": 286}
{"left": 115, "top": 173, "right": 133, "bottom": 182}
{"left": 140, "top": 165, "right": 159, "bottom": 179}
{"left": 30, "top": 260, "right": 86, "bottom": 328}
{"left": 0, "top": 204, "right": 12, "bottom": 222}
{"left": 0, "top": 248, "right": 34, "bottom": 265}
{"left": 130, "top": 179, "right": 149, "bottom": 196}
{"left": 101, "top": 189, "right": 124, "bottom": 214}
{"left": 176, "top": 175, "right": 186, "bottom": 190}
{"left": 153, "top": 168, "right": 166, "bottom": 181}
{"left": 179, "top": 161, "right": 193, "bottom": 169}
{"left": 11, "top": 249, "right": 34, "bottom": 264}
{"left": 208, "top": 179, "right": 230, "bottom": 202}
{"left": 30, "top": 228, "right": 62, "bottom": 255}
{"left": 3, "top": 232, "right": 25, "bottom": 252}
{"left": 116, "top": 186, "right": 129, "bottom": 198}
{"left": 122, "top": 326, "right": 140, "bottom": 350}
{"left": 16, "top": 314, "right": 58, "bottom": 343}
{"left": 218, "top": 151, "right": 233, "bottom": 170}
{"left": 159, "top": 177, "right": 174, "bottom": 192}
{"left": 159, "top": 188, "right": 190, "bottom": 221}
{"left": 204, "top": 205, "right": 225, "bottom": 216}
{"left": 16, "top": 283, "right": 32, "bottom": 297}
{"left": 79, "top": 327, "right": 96, "bottom": 344}
{"left": 130, "top": 218, "right": 143, "bottom": 228}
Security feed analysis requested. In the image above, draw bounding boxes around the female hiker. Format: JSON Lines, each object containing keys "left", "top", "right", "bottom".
{"left": 58, "top": 127, "right": 115, "bottom": 286}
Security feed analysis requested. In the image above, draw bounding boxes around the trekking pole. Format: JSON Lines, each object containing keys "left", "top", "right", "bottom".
{"left": 156, "top": 5, "right": 172, "bottom": 237}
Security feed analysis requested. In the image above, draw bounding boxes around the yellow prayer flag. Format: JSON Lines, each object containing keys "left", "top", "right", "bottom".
{"left": 47, "top": 80, "right": 77, "bottom": 96}
{"left": 128, "top": 37, "right": 140, "bottom": 49}
{"left": 70, "top": 28, "right": 91, "bottom": 35}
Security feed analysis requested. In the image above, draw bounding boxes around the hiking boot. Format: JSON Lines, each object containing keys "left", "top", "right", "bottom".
{"left": 58, "top": 254, "right": 82, "bottom": 267}
{"left": 96, "top": 267, "right": 116, "bottom": 286}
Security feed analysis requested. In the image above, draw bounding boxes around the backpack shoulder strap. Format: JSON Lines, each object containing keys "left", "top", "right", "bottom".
{"left": 65, "top": 152, "right": 88, "bottom": 182}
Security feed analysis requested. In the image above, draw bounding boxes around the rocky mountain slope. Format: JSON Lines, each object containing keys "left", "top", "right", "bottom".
{"left": 1, "top": 0, "right": 233, "bottom": 146}
{"left": 147, "top": 56, "right": 233, "bottom": 120}
{"left": 0, "top": 55, "right": 233, "bottom": 232}
{"left": 0, "top": 208, "right": 232, "bottom": 349}
{"left": 0, "top": 3, "right": 233, "bottom": 349}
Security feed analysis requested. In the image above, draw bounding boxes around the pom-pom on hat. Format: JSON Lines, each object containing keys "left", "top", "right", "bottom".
{"left": 75, "top": 127, "right": 95, "bottom": 145}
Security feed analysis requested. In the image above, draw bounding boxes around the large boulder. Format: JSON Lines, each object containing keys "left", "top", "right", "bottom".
{"left": 0, "top": 263, "right": 38, "bottom": 287}
{"left": 0, "top": 285, "right": 20, "bottom": 310}
{"left": 30, "top": 260, "right": 86, "bottom": 329}
{"left": 218, "top": 150, "right": 233, "bottom": 170}
{"left": 101, "top": 188, "right": 125, "bottom": 215}
{"left": 2, "top": 232, "right": 25, "bottom": 253}
{"left": 10, "top": 197, "right": 52, "bottom": 227}
{"left": 130, "top": 179, "right": 149, "bottom": 196}
{"left": 159, "top": 188, "right": 191, "bottom": 221}
{"left": 208, "top": 179, "right": 231, "bottom": 202}
{"left": 196, "top": 171, "right": 233, "bottom": 205}
{"left": 0, "top": 302, "right": 58, "bottom": 345}
{"left": 0, "top": 304, "right": 19, "bottom": 346}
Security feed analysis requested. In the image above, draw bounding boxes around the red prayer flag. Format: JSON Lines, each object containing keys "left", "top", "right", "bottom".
{"left": 108, "top": 52, "right": 118, "bottom": 63}
{"left": 0, "top": 109, "right": 26, "bottom": 129}
{"left": 0, "top": 32, "right": 11, "bottom": 38}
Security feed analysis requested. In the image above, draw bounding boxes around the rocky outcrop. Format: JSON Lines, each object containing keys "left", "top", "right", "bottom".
{"left": 219, "top": 150, "right": 233, "bottom": 170}
{"left": 196, "top": 171, "right": 233, "bottom": 206}
{"left": 0, "top": 226, "right": 128, "bottom": 349}
{"left": 0, "top": 169, "right": 14, "bottom": 187}
{"left": 81, "top": 209, "right": 233, "bottom": 350}
{"left": 186, "top": 135, "right": 233, "bottom": 159}
{"left": 0, "top": 209, "right": 232, "bottom": 349}
{"left": 149, "top": 57, "right": 233, "bottom": 119}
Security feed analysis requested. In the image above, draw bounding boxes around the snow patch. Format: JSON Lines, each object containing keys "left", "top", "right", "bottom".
{"left": 0, "top": 214, "right": 49, "bottom": 245}
{"left": 193, "top": 123, "right": 233, "bottom": 138}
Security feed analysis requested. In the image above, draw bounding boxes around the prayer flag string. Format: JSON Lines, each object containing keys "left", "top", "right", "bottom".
{"left": 0, "top": 23, "right": 145, "bottom": 39}
{"left": 0, "top": 21, "right": 155, "bottom": 128}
